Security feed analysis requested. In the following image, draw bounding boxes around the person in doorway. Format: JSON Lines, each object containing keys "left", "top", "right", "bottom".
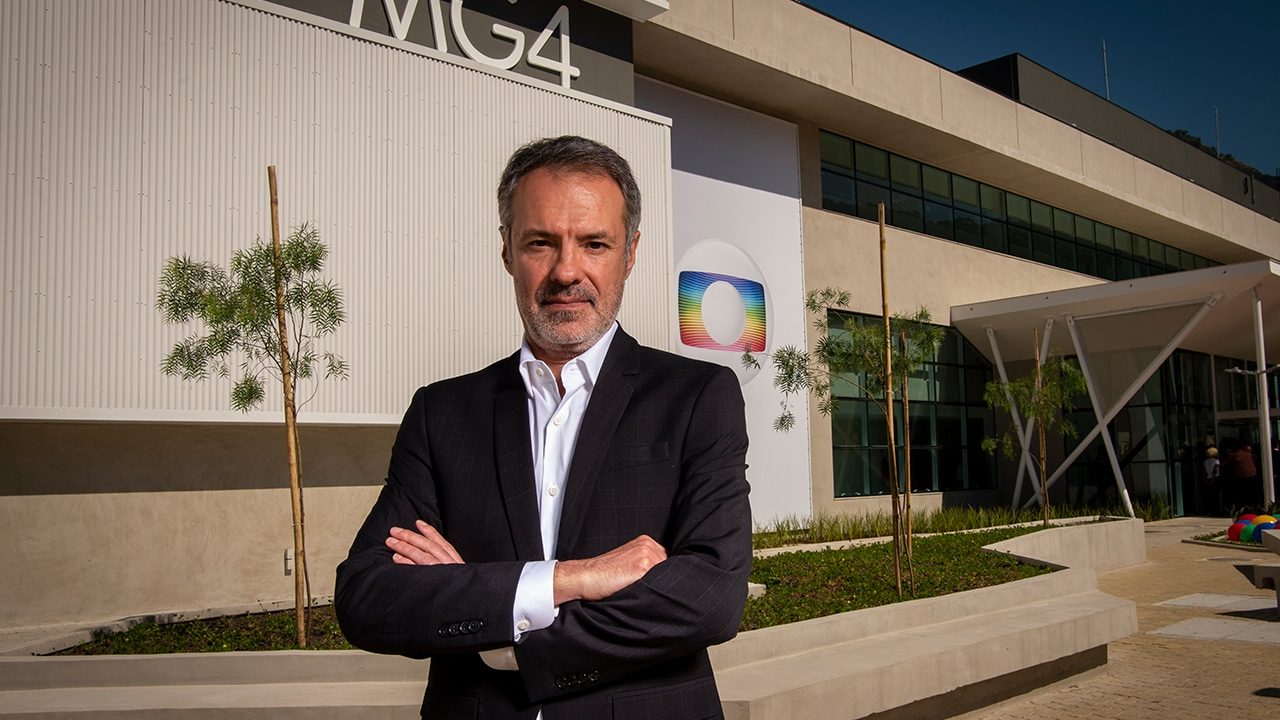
{"left": 335, "top": 135, "right": 752, "bottom": 719}
{"left": 1233, "top": 443, "right": 1259, "bottom": 510}
{"left": 1202, "top": 446, "right": 1221, "bottom": 515}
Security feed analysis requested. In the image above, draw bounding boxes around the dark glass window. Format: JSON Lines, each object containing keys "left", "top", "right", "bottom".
{"left": 1030, "top": 201, "right": 1053, "bottom": 234}
{"left": 1096, "top": 251, "right": 1116, "bottom": 280}
{"left": 924, "top": 201, "right": 954, "bottom": 240}
{"left": 829, "top": 311, "right": 996, "bottom": 497}
{"left": 980, "top": 184, "right": 1005, "bottom": 219}
{"left": 1075, "top": 217, "right": 1095, "bottom": 246}
{"left": 1007, "top": 225, "right": 1032, "bottom": 259}
{"left": 1056, "top": 239, "right": 1077, "bottom": 271}
{"left": 953, "top": 176, "right": 980, "bottom": 213}
{"left": 1006, "top": 194, "right": 1031, "bottom": 227}
{"left": 1095, "top": 224, "right": 1114, "bottom": 250}
{"left": 891, "top": 192, "right": 924, "bottom": 232}
{"left": 890, "top": 155, "right": 921, "bottom": 192}
{"left": 1115, "top": 256, "right": 1134, "bottom": 280}
{"left": 856, "top": 180, "right": 889, "bottom": 222}
{"left": 981, "top": 217, "right": 1007, "bottom": 253}
{"left": 1132, "top": 234, "right": 1149, "bottom": 262}
{"left": 954, "top": 210, "right": 981, "bottom": 246}
{"left": 1033, "top": 232, "right": 1054, "bottom": 264}
{"left": 816, "top": 130, "right": 1216, "bottom": 281}
{"left": 856, "top": 143, "right": 889, "bottom": 181}
{"left": 1076, "top": 245, "right": 1097, "bottom": 276}
{"left": 922, "top": 165, "right": 951, "bottom": 202}
{"left": 1053, "top": 208, "right": 1075, "bottom": 240}
{"left": 821, "top": 170, "right": 857, "bottom": 216}
{"left": 821, "top": 131, "right": 854, "bottom": 169}
{"left": 1148, "top": 240, "right": 1165, "bottom": 269}
{"left": 1114, "top": 229, "right": 1133, "bottom": 257}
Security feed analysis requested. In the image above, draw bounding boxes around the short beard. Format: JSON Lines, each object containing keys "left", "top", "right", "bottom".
{"left": 524, "top": 280, "right": 622, "bottom": 354}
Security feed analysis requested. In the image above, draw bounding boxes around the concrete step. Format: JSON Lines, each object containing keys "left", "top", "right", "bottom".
{"left": 0, "top": 681, "right": 422, "bottom": 719}
{"left": 0, "top": 651, "right": 425, "bottom": 691}
{"left": 0, "top": 651, "right": 428, "bottom": 719}
{"left": 715, "top": 589, "right": 1135, "bottom": 720}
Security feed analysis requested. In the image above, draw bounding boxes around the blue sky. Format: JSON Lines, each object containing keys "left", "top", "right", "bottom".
{"left": 803, "top": 0, "right": 1280, "bottom": 176}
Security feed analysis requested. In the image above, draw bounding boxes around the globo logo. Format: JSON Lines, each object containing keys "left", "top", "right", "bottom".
{"left": 675, "top": 239, "right": 770, "bottom": 382}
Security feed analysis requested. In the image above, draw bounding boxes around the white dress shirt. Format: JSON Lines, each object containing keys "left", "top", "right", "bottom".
{"left": 479, "top": 322, "right": 619, "bottom": 672}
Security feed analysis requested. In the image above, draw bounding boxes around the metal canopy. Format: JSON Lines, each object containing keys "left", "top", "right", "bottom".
{"left": 951, "top": 259, "right": 1279, "bottom": 513}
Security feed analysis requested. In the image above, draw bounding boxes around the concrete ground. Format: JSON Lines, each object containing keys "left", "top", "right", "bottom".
{"left": 958, "top": 517, "right": 1280, "bottom": 720}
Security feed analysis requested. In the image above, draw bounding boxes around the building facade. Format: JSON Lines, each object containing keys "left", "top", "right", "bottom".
{"left": 3, "top": 0, "right": 1277, "bottom": 630}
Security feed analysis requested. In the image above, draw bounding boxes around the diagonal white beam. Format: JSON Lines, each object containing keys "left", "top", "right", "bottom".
{"left": 1024, "top": 293, "right": 1222, "bottom": 509}
{"left": 1066, "top": 315, "right": 1135, "bottom": 517}
{"left": 989, "top": 321, "right": 1052, "bottom": 510}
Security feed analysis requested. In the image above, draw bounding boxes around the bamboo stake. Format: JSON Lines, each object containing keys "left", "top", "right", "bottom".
{"left": 269, "top": 165, "right": 308, "bottom": 647}
{"left": 899, "top": 330, "right": 915, "bottom": 596}
{"left": 1034, "top": 328, "right": 1048, "bottom": 528}
{"left": 878, "top": 202, "right": 902, "bottom": 597}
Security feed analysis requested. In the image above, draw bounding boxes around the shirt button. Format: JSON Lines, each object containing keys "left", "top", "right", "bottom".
{"left": 548, "top": 485, "right": 559, "bottom": 497}
{"left": 535, "top": 367, "right": 545, "bottom": 377}
{"left": 552, "top": 414, "right": 564, "bottom": 427}
{"left": 516, "top": 618, "right": 530, "bottom": 632}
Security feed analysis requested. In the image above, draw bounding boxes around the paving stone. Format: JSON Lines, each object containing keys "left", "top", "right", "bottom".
{"left": 957, "top": 518, "right": 1279, "bottom": 720}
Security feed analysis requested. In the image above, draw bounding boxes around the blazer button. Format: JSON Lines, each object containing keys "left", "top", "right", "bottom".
{"left": 448, "top": 622, "right": 461, "bottom": 636}
{"left": 437, "top": 627, "right": 447, "bottom": 638}
{"left": 555, "top": 678, "right": 568, "bottom": 690}
{"left": 465, "top": 620, "right": 482, "bottom": 633}
{"left": 587, "top": 670, "right": 599, "bottom": 683}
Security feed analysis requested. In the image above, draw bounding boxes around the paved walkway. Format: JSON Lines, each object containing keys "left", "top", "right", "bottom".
{"left": 960, "top": 517, "right": 1279, "bottom": 720}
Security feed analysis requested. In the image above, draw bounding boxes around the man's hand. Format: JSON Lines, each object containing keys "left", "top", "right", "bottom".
{"left": 553, "top": 535, "right": 667, "bottom": 605}
{"left": 386, "top": 520, "right": 464, "bottom": 565}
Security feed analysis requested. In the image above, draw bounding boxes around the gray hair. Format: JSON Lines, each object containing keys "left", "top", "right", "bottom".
{"left": 497, "top": 136, "right": 641, "bottom": 250}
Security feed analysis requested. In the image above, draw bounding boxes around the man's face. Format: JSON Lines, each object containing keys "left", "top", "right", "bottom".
{"left": 503, "top": 167, "right": 638, "bottom": 362}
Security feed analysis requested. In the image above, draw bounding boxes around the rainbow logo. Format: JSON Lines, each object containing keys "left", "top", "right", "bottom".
{"left": 678, "top": 271, "right": 767, "bottom": 352}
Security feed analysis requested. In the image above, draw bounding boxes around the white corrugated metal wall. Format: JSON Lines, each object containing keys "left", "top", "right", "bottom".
{"left": 1, "top": 0, "right": 673, "bottom": 423}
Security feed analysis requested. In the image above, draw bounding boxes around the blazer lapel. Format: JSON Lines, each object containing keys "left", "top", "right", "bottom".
{"left": 555, "top": 330, "right": 638, "bottom": 558}
{"left": 493, "top": 355, "right": 545, "bottom": 562}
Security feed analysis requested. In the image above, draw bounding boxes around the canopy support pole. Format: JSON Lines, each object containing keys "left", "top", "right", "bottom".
{"left": 1066, "top": 315, "right": 1135, "bottom": 517}
{"left": 988, "top": 321, "right": 1053, "bottom": 510}
{"left": 1024, "top": 293, "right": 1222, "bottom": 508}
{"left": 1253, "top": 287, "right": 1275, "bottom": 506}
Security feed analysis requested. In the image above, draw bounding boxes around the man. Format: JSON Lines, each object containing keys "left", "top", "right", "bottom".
{"left": 336, "top": 136, "right": 752, "bottom": 719}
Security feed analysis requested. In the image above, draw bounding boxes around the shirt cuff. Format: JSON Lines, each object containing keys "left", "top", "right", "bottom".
{"left": 512, "top": 559, "right": 558, "bottom": 641}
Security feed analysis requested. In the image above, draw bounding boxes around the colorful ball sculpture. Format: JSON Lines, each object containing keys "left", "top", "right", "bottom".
{"left": 1252, "top": 521, "right": 1277, "bottom": 543}
{"left": 1225, "top": 515, "right": 1273, "bottom": 543}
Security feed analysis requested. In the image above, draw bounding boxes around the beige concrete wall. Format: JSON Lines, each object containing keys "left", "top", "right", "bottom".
{"left": 0, "top": 486, "right": 380, "bottom": 629}
{"left": 800, "top": 207, "right": 1101, "bottom": 519}
{"left": 647, "top": 0, "right": 1280, "bottom": 263}
{"left": 0, "top": 422, "right": 395, "bottom": 629}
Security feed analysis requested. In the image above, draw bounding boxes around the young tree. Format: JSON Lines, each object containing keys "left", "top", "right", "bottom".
{"left": 156, "top": 199, "right": 347, "bottom": 646}
{"left": 982, "top": 330, "right": 1085, "bottom": 527}
{"left": 743, "top": 292, "right": 941, "bottom": 596}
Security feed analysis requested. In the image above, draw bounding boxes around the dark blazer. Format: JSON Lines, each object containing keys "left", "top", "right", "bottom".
{"left": 335, "top": 329, "right": 752, "bottom": 719}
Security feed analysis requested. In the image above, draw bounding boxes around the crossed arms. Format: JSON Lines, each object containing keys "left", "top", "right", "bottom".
{"left": 334, "top": 363, "right": 752, "bottom": 702}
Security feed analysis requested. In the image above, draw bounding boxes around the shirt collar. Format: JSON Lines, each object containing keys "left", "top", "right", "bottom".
{"left": 518, "top": 321, "right": 619, "bottom": 394}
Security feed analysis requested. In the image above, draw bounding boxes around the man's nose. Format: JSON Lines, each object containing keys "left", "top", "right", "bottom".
{"left": 550, "top": 244, "right": 582, "bottom": 285}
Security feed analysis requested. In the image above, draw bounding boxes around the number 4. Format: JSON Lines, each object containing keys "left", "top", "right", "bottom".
{"left": 526, "top": 6, "right": 581, "bottom": 89}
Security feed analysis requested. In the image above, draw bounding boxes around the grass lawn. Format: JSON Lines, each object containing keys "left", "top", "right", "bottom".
{"left": 58, "top": 525, "right": 1050, "bottom": 654}
{"left": 741, "top": 526, "right": 1051, "bottom": 630}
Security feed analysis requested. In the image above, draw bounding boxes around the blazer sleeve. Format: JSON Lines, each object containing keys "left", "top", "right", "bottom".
{"left": 512, "top": 365, "right": 752, "bottom": 702}
{"left": 334, "top": 386, "right": 526, "bottom": 658}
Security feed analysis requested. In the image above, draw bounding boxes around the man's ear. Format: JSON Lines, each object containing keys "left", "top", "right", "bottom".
{"left": 500, "top": 228, "right": 512, "bottom": 275}
{"left": 624, "top": 232, "right": 640, "bottom": 278}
